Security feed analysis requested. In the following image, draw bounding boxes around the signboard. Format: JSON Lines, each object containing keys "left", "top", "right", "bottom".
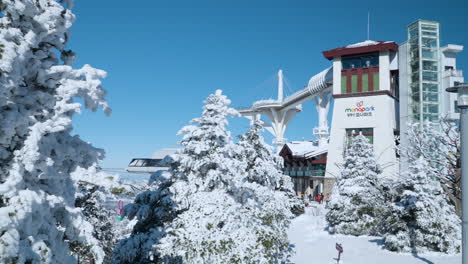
{"left": 345, "top": 100, "right": 375, "bottom": 118}
{"left": 336, "top": 243, "right": 343, "bottom": 253}
{"left": 335, "top": 243, "right": 343, "bottom": 263}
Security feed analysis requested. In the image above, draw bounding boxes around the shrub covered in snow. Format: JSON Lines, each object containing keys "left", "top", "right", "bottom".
{"left": 326, "top": 134, "right": 388, "bottom": 236}
{"left": 383, "top": 157, "right": 461, "bottom": 254}
{"left": 0, "top": 1, "right": 110, "bottom": 263}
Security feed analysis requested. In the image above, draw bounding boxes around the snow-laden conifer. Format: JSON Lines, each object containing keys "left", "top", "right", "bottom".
{"left": 401, "top": 120, "right": 461, "bottom": 214}
{"left": 383, "top": 157, "right": 461, "bottom": 253}
{"left": 111, "top": 167, "right": 178, "bottom": 263}
{"left": 235, "top": 119, "right": 287, "bottom": 188}
{"left": 235, "top": 119, "right": 300, "bottom": 205}
{"left": 156, "top": 90, "right": 261, "bottom": 263}
{"left": 114, "top": 91, "right": 296, "bottom": 263}
{"left": 0, "top": 1, "right": 110, "bottom": 263}
{"left": 326, "top": 133, "right": 386, "bottom": 236}
{"left": 72, "top": 167, "right": 136, "bottom": 264}
{"left": 233, "top": 119, "right": 296, "bottom": 261}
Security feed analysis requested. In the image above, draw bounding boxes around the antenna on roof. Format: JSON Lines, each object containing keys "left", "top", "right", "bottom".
{"left": 367, "top": 11, "right": 370, "bottom": 40}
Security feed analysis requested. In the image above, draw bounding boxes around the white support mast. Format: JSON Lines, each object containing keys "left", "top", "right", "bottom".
{"left": 237, "top": 67, "right": 333, "bottom": 154}
{"left": 278, "top": 69, "right": 284, "bottom": 101}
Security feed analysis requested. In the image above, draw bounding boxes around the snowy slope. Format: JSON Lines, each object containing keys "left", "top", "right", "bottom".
{"left": 288, "top": 205, "right": 461, "bottom": 264}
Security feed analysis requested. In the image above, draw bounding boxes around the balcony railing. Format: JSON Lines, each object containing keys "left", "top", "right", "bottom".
{"left": 283, "top": 170, "right": 325, "bottom": 177}
{"left": 444, "top": 69, "right": 463, "bottom": 78}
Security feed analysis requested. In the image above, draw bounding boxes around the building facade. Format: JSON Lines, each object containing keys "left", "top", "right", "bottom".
{"left": 279, "top": 19, "right": 464, "bottom": 199}
{"left": 399, "top": 20, "right": 464, "bottom": 171}
{"left": 279, "top": 141, "right": 334, "bottom": 200}
{"left": 324, "top": 41, "right": 400, "bottom": 180}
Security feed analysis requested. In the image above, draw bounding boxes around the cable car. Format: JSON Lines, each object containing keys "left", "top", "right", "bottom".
{"left": 126, "top": 148, "right": 178, "bottom": 174}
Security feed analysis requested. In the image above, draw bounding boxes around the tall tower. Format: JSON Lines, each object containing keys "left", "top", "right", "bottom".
{"left": 323, "top": 40, "right": 400, "bottom": 179}
{"left": 407, "top": 20, "right": 441, "bottom": 122}
{"left": 399, "top": 19, "right": 464, "bottom": 172}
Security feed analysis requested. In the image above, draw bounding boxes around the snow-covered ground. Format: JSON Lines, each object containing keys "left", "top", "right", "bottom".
{"left": 288, "top": 205, "right": 461, "bottom": 264}
{"left": 106, "top": 170, "right": 461, "bottom": 264}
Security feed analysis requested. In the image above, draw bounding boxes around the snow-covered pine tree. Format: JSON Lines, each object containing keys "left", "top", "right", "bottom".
{"left": 111, "top": 163, "right": 179, "bottom": 263}
{"left": 112, "top": 90, "right": 243, "bottom": 263}
{"left": 235, "top": 119, "right": 286, "bottom": 188}
{"left": 72, "top": 167, "right": 135, "bottom": 264}
{"left": 156, "top": 90, "right": 259, "bottom": 263}
{"left": 153, "top": 90, "right": 294, "bottom": 263}
{"left": 326, "top": 133, "right": 387, "bottom": 236}
{"left": 401, "top": 120, "right": 461, "bottom": 215}
{"left": 233, "top": 119, "right": 295, "bottom": 261}
{"left": 0, "top": 1, "right": 110, "bottom": 263}
{"left": 383, "top": 157, "right": 461, "bottom": 253}
{"left": 235, "top": 119, "right": 303, "bottom": 216}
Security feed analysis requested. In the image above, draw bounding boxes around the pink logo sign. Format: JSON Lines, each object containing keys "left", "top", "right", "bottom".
{"left": 356, "top": 101, "right": 364, "bottom": 107}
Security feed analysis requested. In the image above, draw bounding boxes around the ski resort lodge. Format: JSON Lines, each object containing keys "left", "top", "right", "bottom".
{"left": 127, "top": 19, "right": 464, "bottom": 200}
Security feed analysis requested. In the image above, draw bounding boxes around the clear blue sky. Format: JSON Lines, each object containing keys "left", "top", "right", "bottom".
{"left": 70, "top": 0, "right": 468, "bottom": 168}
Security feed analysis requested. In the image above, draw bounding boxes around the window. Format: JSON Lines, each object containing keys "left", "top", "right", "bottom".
{"left": 421, "top": 25, "right": 437, "bottom": 31}
{"left": 362, "top": 73, "right": 369, "bottom": 92}
{"left": 423, "top": 83, "right": 438, "bottom": 93}
{"left": 342, "top": 53, "right": 379, "bottom": 70}
{"left": 346, "top": 128, "right": 374, "bottom": 144}
{"left": 423, "top": 92, "right": 438, "bottom": 102}
{"left": 423, "top": 61, "right": 438, "bottom": 71}
{"left": 422, "top": 38, "right": 437, "bottom": 48}
{"left": 423, "top": 103, "right": 438, "bottom": 115}
{"left": 409, "top": 26, "right": 419, "bottom": 39}
{"left": 422, "top": 71, "right": 438, "bottom": 82}
{"left": 390, "top": 70, "right": 399, "bottom": 97}
{"left": 341, "top": 76, "right": 347, "bottom": 94}
{"left": 455, "top": 100, "right": 460, "bottom": 113}
{"left": 422, "top": 31, "right": 437, "bottom": 37}
{"left": 422, "top": 49, "right": 437, "bottom": 59}
{"left": 351, "top": 75, "right": 358, "bottom": 93}
{"left": 373, "top": 72, "right": 380, "bottom": 91}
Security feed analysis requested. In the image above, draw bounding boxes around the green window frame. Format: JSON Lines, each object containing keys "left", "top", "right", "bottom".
{"left": 341, "top": 76, "right": 347, "bottom": 94}
{"left": 351, "top": 75, "right": 358, "bottom": 93}
{"left": 362, "top": 73, "right": 369, "bottom": 92}
{"left": 373, "top": 72, "right": 379, "bottom": 91}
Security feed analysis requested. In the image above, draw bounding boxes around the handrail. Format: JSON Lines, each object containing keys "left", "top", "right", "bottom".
{"left": 237, "top": 67, "right": 333, "bottom": 113}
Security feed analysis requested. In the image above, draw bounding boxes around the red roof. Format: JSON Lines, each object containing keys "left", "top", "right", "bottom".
{"left": 322, "top": 40, "right": 398, "bottom": 60}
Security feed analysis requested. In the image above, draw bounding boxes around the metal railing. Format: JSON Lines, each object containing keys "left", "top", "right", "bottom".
{"left": 444, "top": 69, "right": 463, "bottom": 78}
{"left": 283, "top": 170, "right": 325, "bottom": 177}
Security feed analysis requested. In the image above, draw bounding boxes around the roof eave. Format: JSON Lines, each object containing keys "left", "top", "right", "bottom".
{"left": 322, "top": 42, "right": 399, "bottom": 60}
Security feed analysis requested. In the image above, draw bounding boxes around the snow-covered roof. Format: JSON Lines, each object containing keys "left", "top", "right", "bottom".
{"left": 322, "top": 40, "right": 398, "bottom": 60}
{"left": 286, "top": 141, "right": 317, "bottom": 156}
{"left": 151, "top": 148, "right": 179, "bottom": 159}
{"left": 346, "top": 40, "right": 380, "bottom": 48}
{"left": 284, "top": 141, "right": 328, "bottom": 158}
{"left": 441, "top": 44, "right": 463, "bottom": 54}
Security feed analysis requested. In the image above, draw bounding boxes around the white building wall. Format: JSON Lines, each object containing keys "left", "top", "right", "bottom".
{"left": 379, "top": 51, "right": 391, "bottom": 92}
{"left": 441, "top": 45, "right": 464, "bottom": 120}
{"left": 326, "top": 95, "right": 399, "bottom": 180}
{"left": 332, "top": 57, "right": 342, "bottom": 94}
{"left": 398, "top": 42, "right": 409, "bottom": 173}
{"left": 389, "top": 51, "right": 399, "bottom": 70}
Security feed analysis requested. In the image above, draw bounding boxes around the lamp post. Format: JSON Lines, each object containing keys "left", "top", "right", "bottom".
{"left": 447, "top": 82, "right": 468, "bottom": 263}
